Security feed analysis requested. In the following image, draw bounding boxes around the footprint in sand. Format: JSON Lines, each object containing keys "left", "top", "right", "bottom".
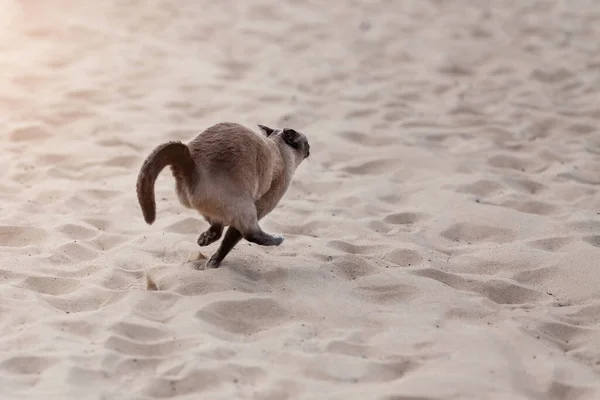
{"left": 303, "top": 354, "right": 419, "bottom": 384}
{"left": 440, "top": 222, "right": 516, "bottom": 244}
{"left": 353, "top": 283, "right": 419, "bottom": 305}
{"left": 0, "top": 356, "right": 58, "bottom": 375}
{"left": 21, "top": 275, "right": 82, "bottom": 295}
{"left": 582, "top": 235, "right": 600, "bottom": 248}
{"left": 104, "top": 335, "right": 197, "bottom": 357}
{"left": 384, "top": 248, "right": 423, "bottom": 267}
{"left": 338, "top": 131, "right": 397, "bottom": 147}
{"left": 329, "top": 254, "right": 379, "bottom": 281}
{"left": 195, "top": 297, "right": 289, "bottom": 335}
{"left": 383, "top": 212, "right": 428, "bottom": 225}
{"left": 9, "top": 123, "right": 51, "bottom": 142}
{"left": 57, "top": 223, "right": 98, "bottom": 240}
{"left": 454, "top": 179, "right": 504, "bottom": 197}
{"left": 0, "top": 226, "right": 48, "bottom": 247}
{"left": 527, "top": 237, "right": 572, "bottom": 252}
{"left": 495, "top": 199, "right": 558, "bottom": 216}
{"left": 411, "top": 268, "right": 543, "bottom": 305}
{"left": 341, "top": 159, "right": 401, "bottom": 175}
{"left": 487, "top": 154, "right": 540, "bottom": 172}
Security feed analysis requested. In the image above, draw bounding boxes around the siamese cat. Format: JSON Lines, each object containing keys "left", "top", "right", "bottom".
{"left": 136, "top": 122, "right": 310, "bottom": 269}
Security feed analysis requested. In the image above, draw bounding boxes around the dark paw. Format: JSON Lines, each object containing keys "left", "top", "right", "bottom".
{"left": 197, "top": 230, "right": 220, "bottom": 246}
{"left": 272, "top": 235, "right": 285, "bottom": 246}
{"left": 205, "top": 258, "right": 221, "bottom": 269}
{"left": 246, "top": 233, "right": 285, "bottom": 246}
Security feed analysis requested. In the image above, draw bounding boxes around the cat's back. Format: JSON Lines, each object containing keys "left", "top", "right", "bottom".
{"left": 187, "top": 122, "right": 276, "bottom": 178}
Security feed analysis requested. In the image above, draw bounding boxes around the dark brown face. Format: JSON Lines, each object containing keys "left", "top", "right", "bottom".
{"left": 258, "top": 124, "right": 310, "bottom": 159}
{"left": 282, "top": 128, "right": 310, "bottom": 159}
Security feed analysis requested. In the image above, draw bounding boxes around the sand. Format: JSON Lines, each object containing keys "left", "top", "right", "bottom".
{"left": 1, "top": 0, "right": 600, "bottom": 399}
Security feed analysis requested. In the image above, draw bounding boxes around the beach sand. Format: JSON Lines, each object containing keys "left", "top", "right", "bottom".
{"left": 1, "top": 0, "right": 600, "bottom": 398}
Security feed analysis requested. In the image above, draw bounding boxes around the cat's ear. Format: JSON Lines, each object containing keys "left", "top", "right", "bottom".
{"left": 257, "top": 124, "right": 275, "bottom": 137}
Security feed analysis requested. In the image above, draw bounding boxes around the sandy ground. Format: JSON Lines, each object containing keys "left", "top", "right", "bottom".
{"left": 1, "top": 0, "right": 600, "bottom": 399}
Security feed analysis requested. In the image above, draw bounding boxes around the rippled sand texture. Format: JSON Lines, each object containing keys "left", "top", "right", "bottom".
{"left": 1, "top": 0, "right": 600, "bottom": 399}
